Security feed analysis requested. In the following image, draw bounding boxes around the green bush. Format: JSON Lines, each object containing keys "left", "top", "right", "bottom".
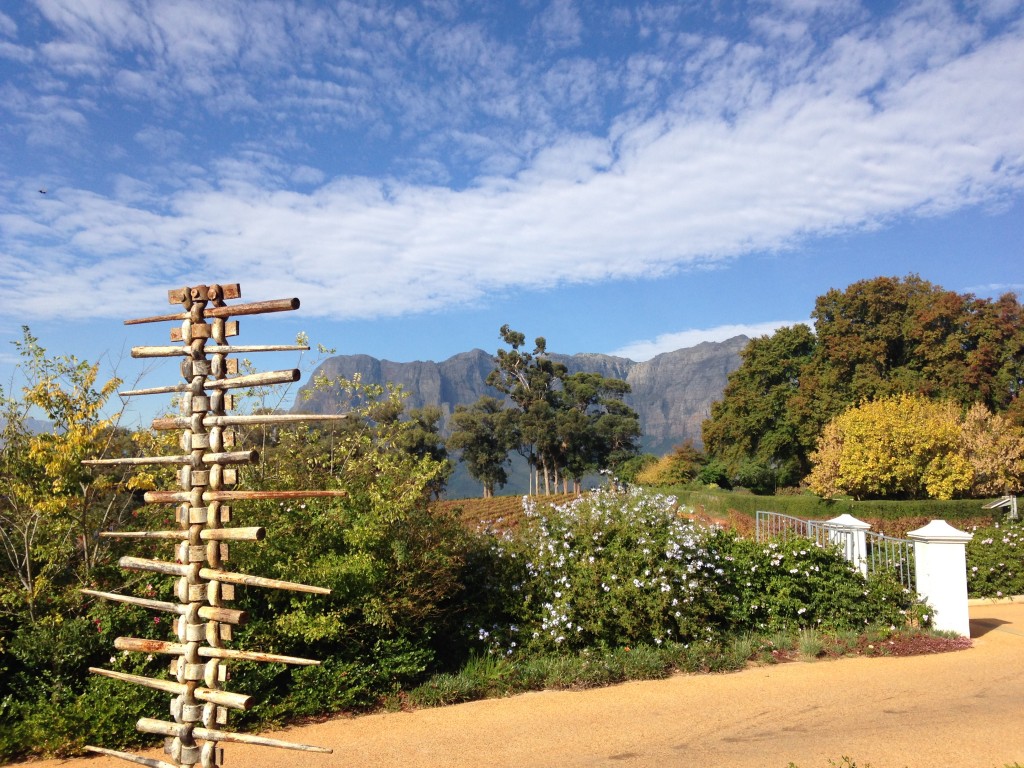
{"left": 0, "top": 675, "right": 163, "bottom": 761}
{"left": 966, "top": 520, "right": 1024, "bottom": 599}
{"left": 472, "top": 490, "right": 921, "bottom": 657}
{"left": 0, "top": 377, "right": 478, "bottom": 760}
{"left": 493, "top": 490, "right": 729, "bottom": 653}
{"left": 711, "top": 533, "right": 919, "bottom": 633}
{"left": 665, "top": 487, "right": 996, "bottom": 521}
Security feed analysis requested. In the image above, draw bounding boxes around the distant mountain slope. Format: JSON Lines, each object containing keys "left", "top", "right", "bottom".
{"left": 294, "top": 336, "right": 748, "bottom": 456}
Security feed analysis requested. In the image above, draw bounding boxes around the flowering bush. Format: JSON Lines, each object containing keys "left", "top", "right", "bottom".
{"left": 507, "top": 490, "right": 727, "bottom": 652}
{"left": 966, "top": 520, "right": 1024, "bottom": 599}
{"left": 474, "top": 489, "right": 919, "bottom": 655}
{"left": 711, "top": 533, "right": 917, "bottom": 632}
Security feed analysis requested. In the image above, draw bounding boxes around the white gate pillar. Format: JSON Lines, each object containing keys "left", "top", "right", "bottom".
{"left": 825, "top": 514, "right": 871, "bottom": 576}
{"left": 908, "top": 520, "right": 973, "bottom": 637}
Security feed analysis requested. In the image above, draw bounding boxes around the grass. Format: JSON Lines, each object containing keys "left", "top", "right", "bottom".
{"left": 660, "top": 487, "right": 998, "bottom": 523}
{"left": 798, "top": 628, "right": 825, "bottom": 659}
{"left": 406, "top": 625, "right": 970, "bottom": 712}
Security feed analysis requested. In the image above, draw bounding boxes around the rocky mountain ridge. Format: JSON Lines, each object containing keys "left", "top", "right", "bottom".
{"left": 294, "top": 335, "right": 749, "bottom": 456}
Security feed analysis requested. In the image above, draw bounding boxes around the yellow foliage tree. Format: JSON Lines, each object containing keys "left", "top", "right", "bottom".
{"left": 808, "top": 394, "right": 973, "bottom": 500}
{"left": 960, "top": 403, "right": 1024, "bottom": 496}
{"left": 635, "top": 440, "right": 703, "bottom": 486}
{"left": 1, "top": 328, "right": 127, "bottom": 620}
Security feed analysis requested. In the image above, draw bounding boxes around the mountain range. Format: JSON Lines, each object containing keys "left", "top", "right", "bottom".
{"left": 293, "top": 336, "right": 749, "bottom": 490}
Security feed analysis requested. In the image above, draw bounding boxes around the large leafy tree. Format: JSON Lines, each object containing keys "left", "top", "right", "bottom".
{"left": 448, "top": 397, "right": 519, "bottom": 497}
{"left": 703, "top": 275, "right": 1024, "bottom": 493}
{"left": 480, "top": 326, "right": 641, "bottom": 495}
{"left": 807, "top": 394, "right": 973, "bottom": 500}
{"left": 795, "top": 275, "right": 1024, "bottom": 436}
{"left": 702, "top": 323, "right": 816, "bottom": 487}
{"left": 556, "top": 372, "right": 641, "bottom": 492}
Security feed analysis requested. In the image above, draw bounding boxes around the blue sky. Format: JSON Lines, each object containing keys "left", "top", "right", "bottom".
{"left": 1, "top": 0, "right": 1022, "bottom": 426}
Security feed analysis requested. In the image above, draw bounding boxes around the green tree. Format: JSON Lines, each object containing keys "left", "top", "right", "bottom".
{"left": 702, "top": 323, "right": 815, "bottom": 486}
{"left": 485, "top": 326, "right": 566, "bottom": 494}
{"left": 448, "top": 397, "right": 519, "bottom": 498}
{"left": 557, "top": 372, "right": 641, "bottom": 492}
{"left": 703, "top": 276, "right": 1024, "bottom": 490}
{"left": 396, "top": 405, "right": 452, "bottom": 498}
{"left": 485, "top": 326, "right": 640, "bottom": 494}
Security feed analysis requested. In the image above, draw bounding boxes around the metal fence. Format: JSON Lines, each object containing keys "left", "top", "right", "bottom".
{"left": 864, "top": 529, "right": 916, "bottom": 591}
{"left": 755, "top": 510, "right": 916, "bottom": 591}
{"left": 754, "top": 511, "right": 833, "bottom": 548}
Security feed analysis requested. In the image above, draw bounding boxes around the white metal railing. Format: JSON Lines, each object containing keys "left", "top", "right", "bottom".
{"left": 864, "top": 529, "right": 916, "bottom": 591}
{"left": 756, "top": 510, "right": 915, "bottom": 591}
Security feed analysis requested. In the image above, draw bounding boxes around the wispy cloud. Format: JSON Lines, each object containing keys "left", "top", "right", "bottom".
{"left": 0, "top": 2, "right": 1021, "bottom": 324}
{"left": 964, "top": 283, "right": 1024, "bottom": 297}
{"left": 534, "top": 0, "right": 583, "bottom": 51}
{"left": 609, "top": 321, "right": 804, "bottom": 361}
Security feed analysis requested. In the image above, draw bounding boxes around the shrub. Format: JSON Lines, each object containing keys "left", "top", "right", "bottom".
{"left": 487, "top": 489, "right": 729, "bottom": 653}
{"left": 665, "top": 487, "right": 995, "bottom": 521}
{"left": 711, "top": 533, "right": 919, "bottom": 633}
{"left": 473, "top": 490, "right": 921, "bottom": 657}
{"left": 966, "top": 520, "right": 1024, "bottom": 599}
{"left": 219, "top": 379, "right": 481, "bottom": 728}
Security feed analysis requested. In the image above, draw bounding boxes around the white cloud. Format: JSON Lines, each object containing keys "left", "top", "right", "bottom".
{"left": 133, "top": 126, "right": 186, "bottom": 156}
{"left": 967, "top": 0, "right": 1024, "bottom": 22}
{"left": 964, "top": 283, "right": 1024, "bottom": 297}
{"left": 291, "top": 165, "right": 326, "bottom": 187}
{"left": 0, "top": 11, "right": 17, "bottom": 38}
{"left": 40, "top": 39, "right": 109, "bottom": 75}
{"left": 0, "top": 40, "right": 33, "bottom": 63}
{"left": 0, "top": 2, "right": 1021, "bottom": 326}
{"left": 535, "top": 0, "right": 583, "bottom": 50}
{"left": 750, "top": 15, "right": 809, "bottom": 42}
{"left": 766, "top": 0, "right": 862, "bottom": 19}
{"left": 609, "top": 321, "right": 805, "bottom": 361}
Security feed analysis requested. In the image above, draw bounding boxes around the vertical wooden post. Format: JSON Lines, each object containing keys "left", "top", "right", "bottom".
{"left": 84, "top": 284, "right": 339, "bottom": 767}
{"left": 172, "top": 286, "right": 208, "bottom": 768}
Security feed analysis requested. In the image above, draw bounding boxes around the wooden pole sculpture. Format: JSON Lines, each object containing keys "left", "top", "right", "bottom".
{"left": 82, "top": 283, "right": 341, "bottom": 768}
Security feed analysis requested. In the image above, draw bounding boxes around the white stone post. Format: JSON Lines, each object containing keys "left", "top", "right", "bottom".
{"left": 825, "top": 514, "right": 871, "bottom": 576}
{"left": 908, "top": 520, "right": 973, "bottom": 637}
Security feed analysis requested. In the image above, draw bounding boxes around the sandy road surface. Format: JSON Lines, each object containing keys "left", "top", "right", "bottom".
{"left": 30, "top": 602, "right": 1024, "bottom": 768}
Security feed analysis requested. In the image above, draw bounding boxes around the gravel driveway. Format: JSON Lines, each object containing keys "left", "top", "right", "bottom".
{"left": 30, "top": 602, "right": 1024, "bottom": 768}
